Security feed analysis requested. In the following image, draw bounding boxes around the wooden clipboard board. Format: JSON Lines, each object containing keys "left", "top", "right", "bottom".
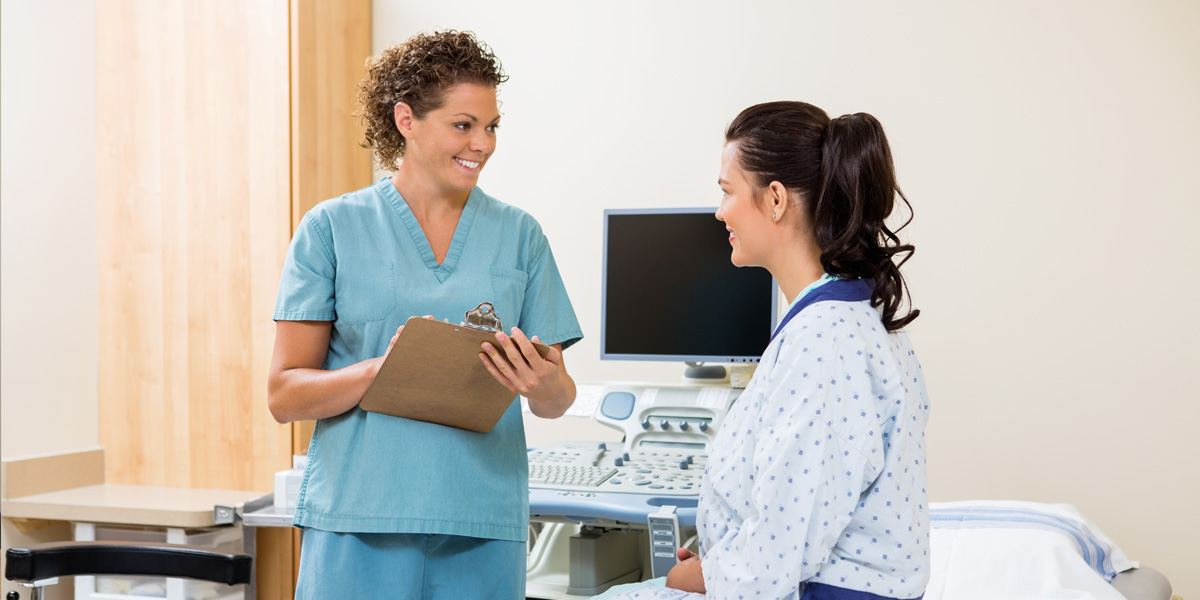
{"left": 359, "top": 314, "right": 550, "bottom": 433}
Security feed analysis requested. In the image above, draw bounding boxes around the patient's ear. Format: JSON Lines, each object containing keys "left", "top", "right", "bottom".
{"left": 766, "top": 181, "right": 789, "bottom": 222}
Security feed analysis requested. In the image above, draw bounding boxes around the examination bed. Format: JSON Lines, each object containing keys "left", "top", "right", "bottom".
{"left": 923, "top": 500, "right": 1172, "bottom": 600}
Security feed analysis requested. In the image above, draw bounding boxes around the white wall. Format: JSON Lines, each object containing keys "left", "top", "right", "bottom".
{"left": 1, "top": 4, "right": 98, "bottom": 598}
{"left": 0, "top": 0, "right": 100, "bottom": 458}
{"left": 374, "top": 0, "right": 1200, "bottom": 596}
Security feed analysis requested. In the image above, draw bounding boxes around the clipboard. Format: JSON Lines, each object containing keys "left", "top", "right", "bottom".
{"left": 359, "top": 302, "right": 551, "bottom": 433}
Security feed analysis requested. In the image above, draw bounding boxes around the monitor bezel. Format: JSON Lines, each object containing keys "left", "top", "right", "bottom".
{"left": 600, "top": 207, "right": 779, "bottom": 364}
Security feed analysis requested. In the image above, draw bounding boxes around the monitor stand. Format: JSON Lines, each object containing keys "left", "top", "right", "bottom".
{"left": 683, "top": 362, "right": 728, "bottom": 382}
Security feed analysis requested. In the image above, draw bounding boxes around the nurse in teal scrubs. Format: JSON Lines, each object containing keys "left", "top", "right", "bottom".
{"left": 267, "top": 30, "right": 583, "bottom": 599}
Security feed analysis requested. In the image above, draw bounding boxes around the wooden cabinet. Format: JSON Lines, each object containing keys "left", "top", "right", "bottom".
{"left": 95, "top": 1, "right": 371, "bottom": 597}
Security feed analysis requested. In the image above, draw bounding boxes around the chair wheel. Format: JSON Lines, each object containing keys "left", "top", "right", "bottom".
{"left": 8, "top": 590, "right": 20, "bottom": 600}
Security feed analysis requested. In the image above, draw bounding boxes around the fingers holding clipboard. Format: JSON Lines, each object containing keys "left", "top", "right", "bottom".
{"left": 359, "top": 303, "right": 549, "bottom": 433}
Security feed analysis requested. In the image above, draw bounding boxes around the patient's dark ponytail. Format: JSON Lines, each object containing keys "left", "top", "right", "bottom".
{"left": 725, "top": 102, "right": 919, "bottom": 331}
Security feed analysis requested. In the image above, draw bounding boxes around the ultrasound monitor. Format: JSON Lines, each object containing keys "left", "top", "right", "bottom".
{"left": 601, "top": 208, "right": 777, "bottom": 377}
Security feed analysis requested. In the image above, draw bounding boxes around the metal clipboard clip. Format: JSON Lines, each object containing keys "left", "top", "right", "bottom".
{"left": 462, "top": 302, "right": 503, "bottom": 333}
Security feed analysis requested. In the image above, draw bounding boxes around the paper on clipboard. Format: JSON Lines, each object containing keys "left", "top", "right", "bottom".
{"left": 359, "top": 303, "right": 551, "bottom": 433}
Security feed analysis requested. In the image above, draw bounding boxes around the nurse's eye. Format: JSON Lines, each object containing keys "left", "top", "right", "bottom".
{"left": 486, "top": 124, "right": 499, "bottom": 133}
{"left": 454, "top": 123, "right": 470, "bottom": 131}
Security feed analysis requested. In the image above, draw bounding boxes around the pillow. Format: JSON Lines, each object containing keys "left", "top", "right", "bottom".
{"left": 926, "top": 500, "right": 1136, "bottom": 600}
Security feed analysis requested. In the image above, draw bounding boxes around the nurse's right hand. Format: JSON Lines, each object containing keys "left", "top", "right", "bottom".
{"left": 371, "top": 316, "right": 436, "bottom": 378}
{"left": 373, "top": 325, "right": 403, "bottom": 376}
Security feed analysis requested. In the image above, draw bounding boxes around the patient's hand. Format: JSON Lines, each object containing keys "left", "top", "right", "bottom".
{"left": 665, "top": 548, "right": 706, "bottom": 594}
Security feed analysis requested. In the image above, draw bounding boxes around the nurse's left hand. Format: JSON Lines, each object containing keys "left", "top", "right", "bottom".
{"left": 480, "top": 327, "right": 573, "bottom": 417}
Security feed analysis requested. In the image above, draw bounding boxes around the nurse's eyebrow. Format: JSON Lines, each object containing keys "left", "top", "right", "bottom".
{"left": 718, "top": 178, "right": 729, "bottom": 186}
{"left": 452, "top": 113, "right": 501, "bottom": 124}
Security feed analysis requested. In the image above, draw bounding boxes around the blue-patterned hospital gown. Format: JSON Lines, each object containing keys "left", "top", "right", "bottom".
{"left": 608, "top": 292, "right": 931, "bottom": 600}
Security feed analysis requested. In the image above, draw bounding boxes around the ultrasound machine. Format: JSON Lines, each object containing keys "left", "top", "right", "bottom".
{"left": 524, "top": 208, "right": 777, "bottom": 599}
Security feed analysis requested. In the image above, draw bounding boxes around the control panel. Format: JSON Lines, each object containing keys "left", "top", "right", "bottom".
{"left": 528, "top": 384, "right": 741, "bottom": 497}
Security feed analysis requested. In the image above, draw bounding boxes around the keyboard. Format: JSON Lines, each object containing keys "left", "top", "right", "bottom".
{"left": 528, "top": 443, "right": 614, "bottom": 486}
{"left": 529, "top": 463, "right": 618, "bottom": 488}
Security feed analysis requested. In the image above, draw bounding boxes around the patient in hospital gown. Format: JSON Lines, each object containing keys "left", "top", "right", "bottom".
{"left": 601, "top": 101, "right": 930, "bottom": 600}
{"left": 601, "top": 298, "right": 930, "bottom": 600}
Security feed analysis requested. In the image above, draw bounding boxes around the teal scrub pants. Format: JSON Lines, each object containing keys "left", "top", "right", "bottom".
{"left": 294, "top": 529, "right": 526, "bottom": 599}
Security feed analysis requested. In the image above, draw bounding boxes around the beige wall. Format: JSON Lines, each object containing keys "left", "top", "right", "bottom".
{"left": 1, "top": 3, "right": 98, "bottom": 598}
{"left": 376, "top": 0, "right": 1200, "bottom": 596}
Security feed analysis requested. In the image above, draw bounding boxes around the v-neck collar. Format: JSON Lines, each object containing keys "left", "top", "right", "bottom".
{"left": 379, "top": 179, "right": 480, "bottom": 283}
{"left": 770, "top": 277, "right": 873, "bottom": 342}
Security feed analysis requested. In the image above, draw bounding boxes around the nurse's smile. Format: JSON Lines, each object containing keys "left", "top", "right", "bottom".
{"left": 454, "top": 157, "right": 481, "bottom": 170}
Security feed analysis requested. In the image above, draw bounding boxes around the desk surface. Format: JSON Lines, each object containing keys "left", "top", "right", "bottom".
{"left": 1, "top": 484, "right": 266, "bottom": 528}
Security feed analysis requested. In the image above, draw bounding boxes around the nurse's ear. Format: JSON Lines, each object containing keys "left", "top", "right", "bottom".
{"left": 394, "top": 102, "right": 415, "bottom": 140}
{"left": 766, "top": 181, "right": 789, "bottom": 223}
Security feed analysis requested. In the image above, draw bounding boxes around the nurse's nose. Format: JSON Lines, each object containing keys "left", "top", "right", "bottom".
{"left": 470, "top": 131, "right": 493, "bottom": 155}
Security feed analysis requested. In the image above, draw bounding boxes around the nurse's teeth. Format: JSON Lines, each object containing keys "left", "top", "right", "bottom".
{"left": 456, "top": 158, "right": 480, "bottom": 169}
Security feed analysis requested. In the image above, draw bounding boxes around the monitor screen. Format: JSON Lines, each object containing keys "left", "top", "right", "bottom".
{"left": 601, "top": 208, "right": 777, "bottom": 363}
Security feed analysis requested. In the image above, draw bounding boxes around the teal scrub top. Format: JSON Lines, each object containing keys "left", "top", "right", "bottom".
{"left": 274, "top": 178, "right": 583, "bottom": 541}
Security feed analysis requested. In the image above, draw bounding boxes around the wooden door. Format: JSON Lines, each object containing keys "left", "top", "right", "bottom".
{"left": 96, "top": 1, "right": 371, "bottom": 597}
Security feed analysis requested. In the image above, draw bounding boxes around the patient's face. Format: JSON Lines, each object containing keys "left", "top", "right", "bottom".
{"left": 716, "top": 144, "right": 772, "bottom": 268}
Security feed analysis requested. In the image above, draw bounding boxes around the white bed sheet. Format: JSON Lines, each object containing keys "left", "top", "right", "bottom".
{"left": 925, "top": 500, "right": 1137, "bottom": 600}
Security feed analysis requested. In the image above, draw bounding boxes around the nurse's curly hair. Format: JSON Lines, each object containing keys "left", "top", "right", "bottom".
{"left": 726, "top": 101, "right": 920, "bottom": 331}
{"left": 357, "top": 30, "right": 507, "bottom": 171}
